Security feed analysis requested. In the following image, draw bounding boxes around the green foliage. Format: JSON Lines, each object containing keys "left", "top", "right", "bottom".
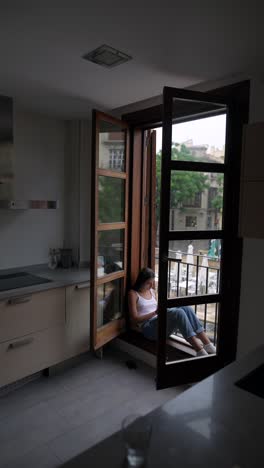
{"left": 98, "top": 176, "right": 124, "bottom": 223}
{"left": 156, "top": 144, "right": 210, "bottom": 219}
{"left": 210, "top": 174, "right": 224, "bottom": 211}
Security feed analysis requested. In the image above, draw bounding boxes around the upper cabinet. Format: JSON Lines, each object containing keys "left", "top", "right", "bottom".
{"left": 239, "top": 122, "right": 264, "bottom": 238}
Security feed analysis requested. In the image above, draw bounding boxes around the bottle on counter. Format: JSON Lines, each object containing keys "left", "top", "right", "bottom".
{"left": 48, "top": 248, "right": 59, "bottom": 270}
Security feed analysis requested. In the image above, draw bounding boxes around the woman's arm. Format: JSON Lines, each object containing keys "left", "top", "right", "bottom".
{"left": 128, "top": 290, "right": 157, "bottom": 323}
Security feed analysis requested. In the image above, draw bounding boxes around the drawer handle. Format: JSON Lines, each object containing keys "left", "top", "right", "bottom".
{"left": 8, "top": 295, "right": 32, "bottom": 305}
{"left": 8, "top": 337, "right": 34, "bottom": 350}
{"left": 75, "top": 283, "right": 90, "bottom": 290}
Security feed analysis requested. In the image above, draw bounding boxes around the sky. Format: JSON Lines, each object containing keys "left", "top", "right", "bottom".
{"left": 155, "top": 114, "right": 226, "bottom": 153}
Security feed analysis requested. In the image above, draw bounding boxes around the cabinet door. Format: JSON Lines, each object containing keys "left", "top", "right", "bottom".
{"left": 239, "top": 180, "right": 264, "bottom": 238}
{"left": 0, "top": 288, "right": 65, "bottom": 343}
{"left": 65, "top": 284, "right": 90, "bottom": 358}
{"left": 0, "top": 325, "right": 66, "bottom": 387}
{"left": 239, "top": 122, "right": 264, "bottom": 238}
{"left": 241, "top": 122, "right": 264, "bottom": 180}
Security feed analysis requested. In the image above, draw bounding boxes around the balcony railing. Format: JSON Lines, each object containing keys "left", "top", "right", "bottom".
{"left": 155, "top": 251, "right": 220, "bottom": 346}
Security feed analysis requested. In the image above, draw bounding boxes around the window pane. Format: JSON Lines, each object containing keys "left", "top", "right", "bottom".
{"left": 166, "top": 302, "right": 219, "bottom": 363}
{"left": 169, "top": 171, "right": 224, "bottom": 231}
{"left": 97, "top": 230, "right": 124, "bottom": 277}
{"left": 98, "top": 120, "right": 126, "bottom": 172}
{"left": 170, "top": 111, "right": 226, "bottom": 163}
{"left": 167, "top": 239, "right": 221, "bottom": 298}
{"left": 98, "top": 176, "right": 125, "bottom": 223}
{"left": 97, "top": 278, "right": 124, "bottom": 327}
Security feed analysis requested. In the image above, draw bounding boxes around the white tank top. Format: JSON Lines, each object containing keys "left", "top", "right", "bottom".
{"left": 135, "top": 289, "right": 157, "bottom": 320}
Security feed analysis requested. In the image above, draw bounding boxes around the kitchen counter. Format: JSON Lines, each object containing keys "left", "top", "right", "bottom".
{"left": 62, "top": 345, "right": 264, "bottom": 468}
{"left": 0, "top": 264, "right": 90, "bottom": 301}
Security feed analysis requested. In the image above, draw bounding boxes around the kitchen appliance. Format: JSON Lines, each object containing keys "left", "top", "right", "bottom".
{"left": 0, "top": 272, "right": 52, "bottom": 292}
{"left": 59, "top": 249, "right": 73, "bottom": 268}
{"left": 0, "top": 200, "right": 58, "bottom": 209}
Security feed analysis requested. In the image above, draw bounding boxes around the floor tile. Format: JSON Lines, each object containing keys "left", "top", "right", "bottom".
{"left": 0, "top": 347, "right": 184, "bottom": 466}
{"left": 2, "top": 443, "right": 61, "bottom": 468}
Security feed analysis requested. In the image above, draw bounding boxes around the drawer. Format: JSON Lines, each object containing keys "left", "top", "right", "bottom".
{"left": 0, "top": 288, "right": 65, "bottom": 343}
{"left": 0, "top": 325, "right": 66, "bottom": 387}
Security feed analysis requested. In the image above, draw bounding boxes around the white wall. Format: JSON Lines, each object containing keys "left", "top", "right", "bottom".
{"left": 0, "top": 106, "right": 65, "bottom": 269}
{"left": 79, "top": 121, "right": 91, "bottom": 263}
{"left": 64, "top": 120, "right": 91, "bottom": 265}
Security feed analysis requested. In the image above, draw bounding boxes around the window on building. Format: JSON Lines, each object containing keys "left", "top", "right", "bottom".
{"left": 207, "top": 215, "right": 212, "bottom": 229}
{"left": 109, "top": 148, "right": 124, "bottom": 171}
{"left": 185, "top": 216, "right": 197, "bottom": 227}
{"left": 183, "top": 192, "right": 201, "bottom": 208}
{"left": 208, "top": 187, "right": 218, "bottom": 208}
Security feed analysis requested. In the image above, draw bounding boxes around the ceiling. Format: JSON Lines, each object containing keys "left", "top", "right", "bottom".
{"left": 0, "top": 1, "right": 263, "bottom": 118}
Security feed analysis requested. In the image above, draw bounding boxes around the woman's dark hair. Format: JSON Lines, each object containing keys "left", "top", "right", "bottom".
{"left": 133, "top": 268, "right": 155, "bottom": 291}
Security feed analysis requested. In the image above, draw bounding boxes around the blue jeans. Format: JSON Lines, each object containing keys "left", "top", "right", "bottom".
{"left": 141, "top": 306, "right": 204, "bottom": 341}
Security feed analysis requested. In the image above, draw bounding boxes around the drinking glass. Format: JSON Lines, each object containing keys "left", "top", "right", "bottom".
{"left": 122, "top": 414, "right": 152, "bottom": 467}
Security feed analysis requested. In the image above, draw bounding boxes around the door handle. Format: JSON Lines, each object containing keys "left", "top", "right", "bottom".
{"left": 75, "top": 283, "right": 90, "bottom": 290}
{"left": 7, "top": 337, "right": 34, "bottom": 350}
{"left": 7, "top": 295, "right": 32, "bottom": 305}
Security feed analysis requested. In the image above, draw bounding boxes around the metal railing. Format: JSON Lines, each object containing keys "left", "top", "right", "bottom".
{"left": 155, "top": 252, "right": 220, "bottom": 345}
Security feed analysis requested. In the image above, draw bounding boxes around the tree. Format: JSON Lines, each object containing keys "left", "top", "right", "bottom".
{"left": 156, "top": 143, "right": 210, "bottom": 224}
{"left": 98, "top": 176, "right": 124, "bottom": 223}
{"left": 210, "top": 173, "right": 224, "bottom": 212}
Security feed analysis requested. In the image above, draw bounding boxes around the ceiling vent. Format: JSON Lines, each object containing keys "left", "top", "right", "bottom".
{"left": 83, "top": 44, "right": 132, "bottom": 68}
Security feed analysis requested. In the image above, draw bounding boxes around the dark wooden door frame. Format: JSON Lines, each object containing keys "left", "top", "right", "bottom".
{"left": 123, "top": 81, "right": 250, "bottom": 388}
{"left": 90, "top": 110, "right": 130, "bottom": 351}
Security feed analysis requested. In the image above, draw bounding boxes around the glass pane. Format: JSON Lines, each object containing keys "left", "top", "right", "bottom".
{"left": 97, "top": 230, "right": 124, "bottom": 277}
{"left": 165, "top": 302, "right": 219, "bottom": 363}
{"left": 168, "top": 239, "right": 221, "bottom": 299}
{"left": 97, "top": 278, "right": 124, "bottom": 327}
{"left": 98, "top": 120, "right": 126, "bottom": 172}
{"left": 98, "top": 176, "right": 125, "bottom": 223}
{"left": 171, "top": 111, "right": 226, "bottom": 163}
{"left": 169, "top": 171, "right": 224, "bottom": 231}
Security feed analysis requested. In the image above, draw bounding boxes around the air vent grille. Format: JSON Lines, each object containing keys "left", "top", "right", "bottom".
{"left": 83, "top": 44, "right": 132, "bottom": 68}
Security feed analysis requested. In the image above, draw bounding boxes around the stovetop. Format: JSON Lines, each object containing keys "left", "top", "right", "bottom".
{"left": 0, "top": 272, "right": 52, "bottom": 292}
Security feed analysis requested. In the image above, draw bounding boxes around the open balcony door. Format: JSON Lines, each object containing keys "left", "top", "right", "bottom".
{"left": 156, "top": 86, "right": 247, "bottom": 389}
{"left": 90, "top": 110, "right": 129, "bottom": 350}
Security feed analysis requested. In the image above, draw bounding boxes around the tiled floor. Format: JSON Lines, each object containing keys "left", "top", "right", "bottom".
{"left": 0, "top": 347, "right": 185, "bottom": 467}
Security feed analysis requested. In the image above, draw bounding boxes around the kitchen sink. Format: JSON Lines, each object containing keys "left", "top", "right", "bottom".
{"left": 235, "top": 363, "right": 264, "bottom": 399}
{"left": 0, "top": 272, "right": 52, "bottom": 292}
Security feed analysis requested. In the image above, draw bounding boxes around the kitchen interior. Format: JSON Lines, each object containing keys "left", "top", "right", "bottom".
{"left": 0, "top": 96, "right": 93, "bottom": 387}
{"left": 0, "top": 89, "right": 181, "bottom": 468}
{"left": 0, "top": 4, "right": 264, "bottom": 468}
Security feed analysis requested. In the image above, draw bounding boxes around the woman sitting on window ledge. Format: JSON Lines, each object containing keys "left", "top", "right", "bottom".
{"left": 128, "top": 267, "right": 216, "bottom": 357}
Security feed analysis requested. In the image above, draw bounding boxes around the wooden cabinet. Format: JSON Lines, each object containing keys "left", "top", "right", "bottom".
{"left": 65, "top": 283, "right": 90, "bottom": 359}
{"left": 0, "top": 325, "right": 66, "bottom": 387}
{"left": 0, "top": 283, "right": 90, "bottom": 388}
{"left": 0, "top": 288, "right": 65, "bottom": 343}
{"left": 239, "top": 122, "right": 264, "bottom": 238}
{"left": 0, "top": 287, "right": 66, "bottom": 387}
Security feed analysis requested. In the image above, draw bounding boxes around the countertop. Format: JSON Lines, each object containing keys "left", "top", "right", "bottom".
{"left": 62, "top": 345, "right": 264, "bottom": 468}
{"left": 0, "top": 264, "right": 90, "bottom": 301}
